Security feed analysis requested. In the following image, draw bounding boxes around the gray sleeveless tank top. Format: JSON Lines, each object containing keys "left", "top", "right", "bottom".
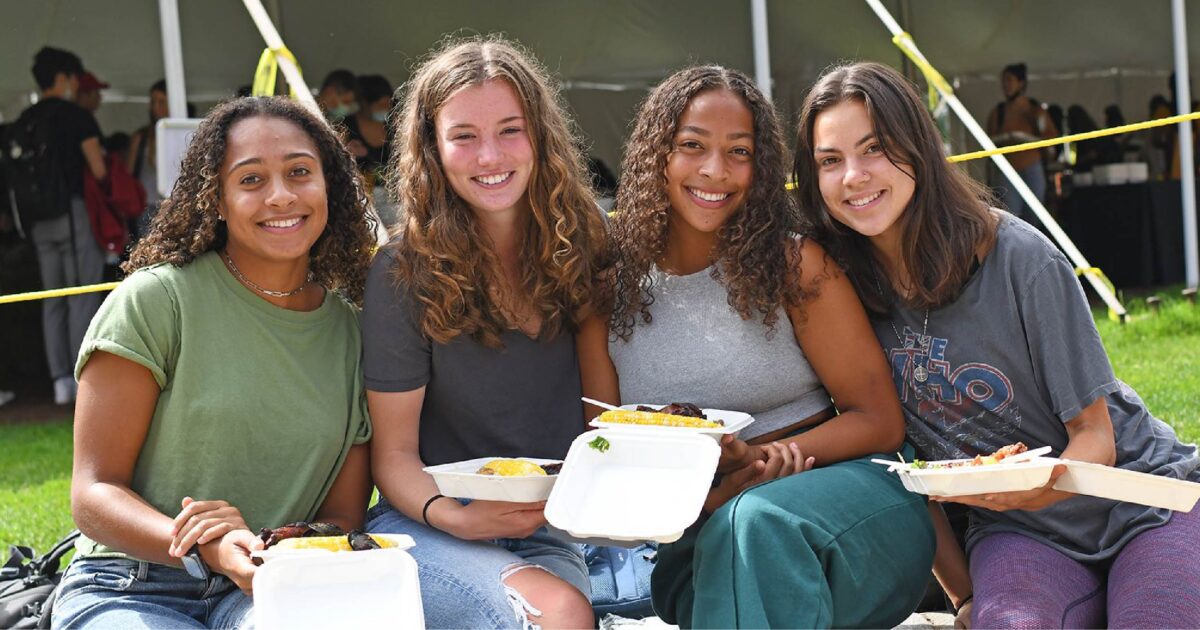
{"left": 608, "top": 265, "right": 832, "bottom": 440}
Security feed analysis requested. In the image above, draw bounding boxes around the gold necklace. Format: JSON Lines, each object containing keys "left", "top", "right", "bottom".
{"left": 221, "top": 250, "right": 311, "bottom": 298}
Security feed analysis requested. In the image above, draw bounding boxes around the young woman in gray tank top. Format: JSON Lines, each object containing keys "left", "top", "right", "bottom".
{"left": 577, "top": 66, "right": 935, "bottom": 629}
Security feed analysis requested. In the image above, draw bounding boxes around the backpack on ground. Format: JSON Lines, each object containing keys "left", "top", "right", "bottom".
{"left": 0, "top": 530, "right": 80, "bottom": 629}
{"left": 1, "top": 107, "right": 72, "bottom": 231}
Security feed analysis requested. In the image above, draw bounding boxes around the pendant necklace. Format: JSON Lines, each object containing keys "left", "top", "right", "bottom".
{"left": 873, "top": 269, "right": 931, "bottom": 384}
{"left": 221, "top": 250, "right": 311, "bottom": 298}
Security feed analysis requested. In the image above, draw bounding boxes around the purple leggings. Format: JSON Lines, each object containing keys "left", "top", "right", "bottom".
{"left": 969, "top": 506, "right": 1200, "bottom": 629}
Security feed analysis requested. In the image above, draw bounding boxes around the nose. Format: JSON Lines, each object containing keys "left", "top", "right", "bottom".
{"left": 477, "top": 135, "right": 502, "bottom": 167}
{"left": 697, "top": 149, "right": 727, "bottom": 181}
{"left": 842, "top": 156, "right": 870, "bottom": 187}
{"left": 265, "top": 176, "right": 298, "bottom": 209}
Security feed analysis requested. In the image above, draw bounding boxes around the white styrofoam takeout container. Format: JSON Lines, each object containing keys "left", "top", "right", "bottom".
{"left": 545, "top": 429, "right": 719, "bottom": 544}
{"left": 424, "top": 457, "right": 561, "bottom": 503}
{"left": 588, "top": 403, "right": 755, "bottom": 440}
{"left": 1051, "top": 459, "right": 1200, "bottom": 512}
{"left": 253, "top": 545, "right": 424, "bottom": 630}
{"left": 890, "top": 458, "right": 1059, "bottom": 496}
{"left": 251, "top": 533, "right": 415, "bottom": 562}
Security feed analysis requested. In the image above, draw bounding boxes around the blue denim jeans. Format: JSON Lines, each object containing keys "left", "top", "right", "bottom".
{"left": 51, "top": 557, "right": 253, "bottom": 629}
{"left": 996, "top": 161, "right": 1047, "bottom": 224}
{"left": 366, "top": 497, "right": 590, "bottom": 629}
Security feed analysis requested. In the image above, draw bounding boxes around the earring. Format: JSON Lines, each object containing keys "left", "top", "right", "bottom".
{"left": 217, "top": 214, "right": 225, "bottom": 222}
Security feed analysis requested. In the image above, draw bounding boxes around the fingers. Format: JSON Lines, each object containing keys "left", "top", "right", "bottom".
{"left": 171, "top": 499, "right": 233, "bottom": 535}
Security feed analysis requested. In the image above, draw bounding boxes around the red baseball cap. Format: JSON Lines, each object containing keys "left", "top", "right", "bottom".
{"left": 78, "top": 71, "right": 109, "bottom": 91}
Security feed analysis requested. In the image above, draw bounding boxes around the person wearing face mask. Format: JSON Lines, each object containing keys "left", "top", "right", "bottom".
{"left": 2, "top": 46, "right": 107, "bottom": 406}
{"left": 343, "top": 74, "right": 398, "bottom": 228}
{"left": 317, "top": 69, "right": 358, "bottom": 122}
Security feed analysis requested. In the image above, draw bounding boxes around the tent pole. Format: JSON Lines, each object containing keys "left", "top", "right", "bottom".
{"left": 862, "top": 0, "right": 1126, "bottom": 318}
{"left": 750, "top": 0, "right": 772, "bottom": 100}
{"left": 157, "top": 0, "right": 187, "bottom": 119}
{"left": 241, "top": 0, "right": 320, "bottom": 116}
{"left": 1172, "top": 0, "right": 1198, "bottom": 288}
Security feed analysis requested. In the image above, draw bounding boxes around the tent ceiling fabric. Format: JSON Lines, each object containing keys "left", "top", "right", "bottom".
{"left": 3, "top": 0, "right": 1198, "bottom": 170}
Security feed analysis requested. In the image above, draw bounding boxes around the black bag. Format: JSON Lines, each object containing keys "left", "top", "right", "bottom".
{"left": 0, "top": 530, "right": 80, "bottom": 629}
{"left": 1, "top": 106, "right": 71, "bottom": 230}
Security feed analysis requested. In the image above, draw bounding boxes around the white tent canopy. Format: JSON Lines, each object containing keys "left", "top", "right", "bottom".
{"left": 3, "top": 0, "right": 1199, "bottom": 171}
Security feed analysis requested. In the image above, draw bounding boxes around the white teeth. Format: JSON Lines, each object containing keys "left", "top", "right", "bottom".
{"left": 688, "top": 188, "right": 731, "bottom": 202}
{"left": 475, "top": 172, "right": 513, "bottom": 185}
{"left": 263, "top": 217, "right": 302, "bottom": 228}
{"left": 847, "top": 191, "right": 883, "bottom": 207}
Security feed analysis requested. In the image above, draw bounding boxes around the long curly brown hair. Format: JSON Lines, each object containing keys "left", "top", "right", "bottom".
{"left": 608, "top": 65, "right": 806, "bottom": 341}
{"left": 123, "top": 97, "right": 377, "bottom": 305}
{"left": 792, "top": 62, "right": 996, "bottom": 317}
{"left": 388, "top": 36, "right": 607, "bottom": 348}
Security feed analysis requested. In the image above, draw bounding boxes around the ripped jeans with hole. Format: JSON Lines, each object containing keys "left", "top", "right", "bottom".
{"left": 366, "top": 497, "right": 590, "bottom": 629}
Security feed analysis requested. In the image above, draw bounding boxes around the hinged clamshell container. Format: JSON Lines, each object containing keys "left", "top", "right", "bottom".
{"left": 424, "top": 457, "right": 561, "bottom": 502}
{"left": 254, "top": 545, "right": 424, "bottom": 630}
{"left": 546, "top": 429, "right": 719, "bottom": 544}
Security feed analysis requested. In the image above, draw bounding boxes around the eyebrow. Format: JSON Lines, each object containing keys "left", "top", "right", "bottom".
{"left": 445, "top": 115, "right": 526, "bottom": 132}
{"left": 228, "top": 151, "right": 317, "bottom": 171}
{"left": 814, "top": 132, "right": 875, "bottom": 154}
{"left": 678, "top": 126, "right": 754, "bottom": 141}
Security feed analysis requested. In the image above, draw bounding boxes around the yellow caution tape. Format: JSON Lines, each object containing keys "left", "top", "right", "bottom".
{"left": 1075, "top": 267, "right": 1123, "bottom": 322}
{"left": 252, "top": 46, "right": 303, "bottom": 98}
{"left": 892, "top": 33, "right": 954, "bottom": 96}
{"left": 0, "top": 282, "right": 119, "bottom": 305}
{"left": 949, "top": 111, "right": 1200, "bottom": 163}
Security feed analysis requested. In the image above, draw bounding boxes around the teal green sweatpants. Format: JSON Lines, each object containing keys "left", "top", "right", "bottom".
{"left": 651, "top": 454, "right": 935, "bottom": 629}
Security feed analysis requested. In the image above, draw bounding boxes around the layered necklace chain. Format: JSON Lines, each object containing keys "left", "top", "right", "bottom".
{"left": 872, "top": 269, "right": 932, "bottom": 384}
{"left": 221, "top": 250, "right": 311, "bottom": 298}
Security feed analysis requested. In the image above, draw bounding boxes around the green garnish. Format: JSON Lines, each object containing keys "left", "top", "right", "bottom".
{"left": 588, "top": 436, "right": 611, "bottom": 453}
{"left": 911, "top": 459, "right": 927, "bottom": 469}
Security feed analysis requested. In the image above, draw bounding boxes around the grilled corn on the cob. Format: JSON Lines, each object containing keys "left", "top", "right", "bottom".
{"left": 476, "top": 458, "right": 548, "bottom": 476}
{"left": 274, "top": 535, "right": 398, "bottom": 551}
{"left": 598, "top": 409, "right": 722, "bottom": 428}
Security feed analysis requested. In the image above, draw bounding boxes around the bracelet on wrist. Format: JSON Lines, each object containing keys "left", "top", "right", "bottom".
{"left": 954, "top": 594, "right": 974, "bottom": 614}
{"left": 422, "top": 493, "right": 448, "bottom": 529}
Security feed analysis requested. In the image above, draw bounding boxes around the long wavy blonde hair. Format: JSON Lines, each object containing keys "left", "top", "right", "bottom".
{"left": 388, "top": 36, "right": 607, "bottom": 347}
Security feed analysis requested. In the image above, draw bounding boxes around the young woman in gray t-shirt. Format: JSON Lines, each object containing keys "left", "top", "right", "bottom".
{"left": 793, "top": 61, "right": 1200, "bottom": 628}
{"left": 577, "top": 65, "right": 936, "bottom": 629}
{"left": 361, "top": 39, "right": 608, "bottom": 629}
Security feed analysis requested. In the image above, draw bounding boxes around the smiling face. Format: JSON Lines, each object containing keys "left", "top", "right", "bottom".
{"left": 813, "top": 99, "right": 916, "bottom": 248}
{"left": 435, "top": 79, "right": 534, "bottom": 222}
{"left": 218, "top": 116, "right": 328, "bottom": 268}
{"left": 664, "top": 88, "right": 755, "bottom": 236}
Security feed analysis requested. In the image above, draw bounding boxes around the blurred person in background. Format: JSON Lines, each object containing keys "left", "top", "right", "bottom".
{"left": 317, "top": 69, "right": 358, "bottom": 122}
{"left": 127, "top": 80, "right": 169, "bottom": 239}
{"left": 344, "top": 74, "right": 396, "bottom": 228}
{"left": 986, "top": 63, "right": 1058, "bottom": 224}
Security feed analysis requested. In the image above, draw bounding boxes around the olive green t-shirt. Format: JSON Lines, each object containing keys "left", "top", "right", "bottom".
{"left": 73, "top": 251, "right": 371, "bottom": 560}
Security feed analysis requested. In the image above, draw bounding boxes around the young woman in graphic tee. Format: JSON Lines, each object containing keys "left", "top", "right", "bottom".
{"left": 792, "top": 61, "right": 1200, "bottom": 629}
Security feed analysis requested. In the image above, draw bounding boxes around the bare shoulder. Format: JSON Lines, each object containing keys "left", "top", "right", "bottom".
{"left": 789, "top": 235, "right": 843, "bottom": 290}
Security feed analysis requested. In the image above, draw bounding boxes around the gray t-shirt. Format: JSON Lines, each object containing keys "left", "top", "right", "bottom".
{"left": 361, "top": 248, "right": 584, "bottom": 466}
{"left": 609, "top": 264, "right": 832, "bottom": 440}
{"left": 873, "top": 215, "right": 1200, "bottom": 562}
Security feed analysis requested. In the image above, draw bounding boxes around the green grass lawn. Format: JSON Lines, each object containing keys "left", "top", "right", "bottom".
{"left": 3, "top": 294, "right": 1198, "bottom": 553}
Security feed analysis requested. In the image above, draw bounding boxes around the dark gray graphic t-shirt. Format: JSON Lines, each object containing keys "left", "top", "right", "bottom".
{"left": 872, "top": 215, "right": 1199, "bottom": 562}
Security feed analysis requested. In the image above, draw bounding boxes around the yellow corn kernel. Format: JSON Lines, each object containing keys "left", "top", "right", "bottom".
{"left": 476, "top": 458, "right": 548, "bottom": 476}
{"left": 274, "top": 535, "right": 397, "bottom": 551}
{"left": 598, "top": 409, "right": 721, "bottom": 429}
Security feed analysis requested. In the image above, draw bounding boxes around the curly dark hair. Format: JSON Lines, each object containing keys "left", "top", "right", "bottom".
{"left": 608, "top": 65, "right": 807, "bottom": 341}
{"left": 389, "top": 36, "right": 608, "bottom": 348}
{"left": 124, "top": 96, "right": 377, "bottom": 305}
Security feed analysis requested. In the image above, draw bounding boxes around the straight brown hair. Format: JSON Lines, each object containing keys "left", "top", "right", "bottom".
{"left": 792, "top": 62, "right": 997, "bottom": 316}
